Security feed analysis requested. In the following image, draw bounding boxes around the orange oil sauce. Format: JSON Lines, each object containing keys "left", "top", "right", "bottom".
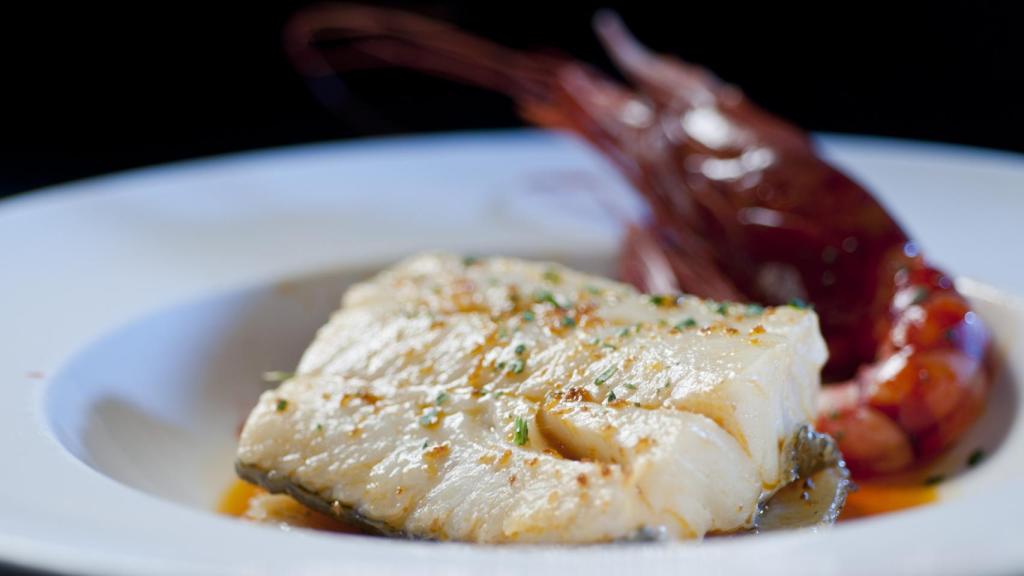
{"left": 219, "top": 478, "right": 363, "bottom": 533}
{"left": 839, "top": 481, "right": 939, "bottom": 520}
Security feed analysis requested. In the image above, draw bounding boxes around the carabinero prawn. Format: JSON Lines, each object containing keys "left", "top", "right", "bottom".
{"left": 284, "top": 4, "right": 993, "bottom": 478}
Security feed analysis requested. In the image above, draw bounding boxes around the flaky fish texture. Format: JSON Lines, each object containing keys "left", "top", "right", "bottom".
{"left": 236, "top": 253, "right": 829, "bottom": 542}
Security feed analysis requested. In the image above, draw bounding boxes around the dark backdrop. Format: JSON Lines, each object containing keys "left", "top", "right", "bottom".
{"left": 3, "top": 1, "right": 1023, "bottom": 198}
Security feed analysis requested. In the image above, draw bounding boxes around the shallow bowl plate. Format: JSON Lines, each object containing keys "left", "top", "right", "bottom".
{"left": 1, "top": 130, "right": 1022, "bottom": 575}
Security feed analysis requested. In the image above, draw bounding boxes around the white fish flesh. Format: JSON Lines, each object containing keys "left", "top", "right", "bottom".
{"left": 236, "top": 253, "right": 833, "bottom": 542}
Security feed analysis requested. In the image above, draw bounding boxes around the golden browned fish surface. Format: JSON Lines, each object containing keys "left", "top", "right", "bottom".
{"left": 236, "top": 253, "right": 829, "bottom": 542}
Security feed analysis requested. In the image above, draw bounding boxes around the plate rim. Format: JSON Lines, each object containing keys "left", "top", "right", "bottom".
{"left": 3, "top": 129, "right": 1024, "bottom": 576}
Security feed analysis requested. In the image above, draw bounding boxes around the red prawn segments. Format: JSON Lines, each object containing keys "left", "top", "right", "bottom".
{"left": 817, "top": 260, "right": 992, "bottom": 477}
{"left": 283, "top": 4, "right": 995, "bottom": 478}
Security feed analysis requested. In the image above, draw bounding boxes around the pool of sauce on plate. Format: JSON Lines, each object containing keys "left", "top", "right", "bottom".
{"left": 219, "top": 478, "right": 362, "bottom": 533}
{"left": 219, "top": 477, "right": 938, "bottom": 533}
{"left": 839, "top": 481, "right": 938, "bottom": 521}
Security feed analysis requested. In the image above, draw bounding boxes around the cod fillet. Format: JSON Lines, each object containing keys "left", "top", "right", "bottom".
{"left": 236, "top": 253, "right": 833, "bottom": 542}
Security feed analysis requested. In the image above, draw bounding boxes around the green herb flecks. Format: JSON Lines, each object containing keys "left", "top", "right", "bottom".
{"left": 624, "top": 383, "right": 638, "bottom": 391}
{"left": 606, "top": 390, "right": 617, "bottom": 402}
{"left": 542, "top": 268, "right": 562, "bottom": 285}
{"left": 715, "top": 303, "right": 729, "bottom": 315}
{"left": 594, "top": 366, "right": 617, "bottom": 386}
{"left": 435, "top": 391, "right": 449, "bottom": 406}
{"left": 648, "top": 295, "right": 666, "bottom": 307}
{"left": 674, "top": 318, "right": 698, "bottom": 331}
{"left": 923, "top": 474, "right": 945, "bottom": 486}
{"left": 534, "top": 289, "right": 566, "bottom": 309}
{"left": 462, "top": 255, "right": 480, "bottom": 266}
{"left": 275, "top": 399, "right": 289, "bottom": 412}
{"left": 787, "top": 298, "right": 811, "bottom": 309}
{"left": 507, "top": 359, "right": 526, "bottom": 375}
{"left": 513, "top": 416, "right": 529, "bottom": 446}
{"left": 514, "top": 344, "right": 526, "bottom": 355}
{"left": 746, "top": 304, "right": 765, "bottom": 316}
{"left": 522, "top": 310, "right": 536, "bottom": 322}
{"left": 561, "top": 315, "right": 576, "bottom": 328}
{"left": 419, "top": 408, "right": 440, "bottom": 427}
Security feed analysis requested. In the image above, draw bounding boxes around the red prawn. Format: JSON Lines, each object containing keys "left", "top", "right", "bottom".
{"left": 284, "top": 5, "right": 993, "bottom": 477}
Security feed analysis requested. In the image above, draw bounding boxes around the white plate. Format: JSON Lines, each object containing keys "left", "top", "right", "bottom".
{"left": 1, "top": 130, "right": 1022, "bottom": 576}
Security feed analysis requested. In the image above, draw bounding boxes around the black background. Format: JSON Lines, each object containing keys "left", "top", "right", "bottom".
{"left": 3, "top": 1, "right": 1023, "bottom": 199}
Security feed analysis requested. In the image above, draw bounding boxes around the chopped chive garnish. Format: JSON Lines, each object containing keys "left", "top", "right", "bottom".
{"left": 624, "top": 383, "right": 637, "bottom": 390}
{"left": 787, "top": 298, "right": 810, "bottom": 309}
{"left": 594, "top": 366, "right": 617, "bottom": 386}
{"left": 514, "top": 344, "right": 526, "bottom": 355}
{"left": 617, "top": 327, "right": 631, "bottom": 338}
{"left": 419, "top": 408, "right": 440, "bottom": 427}
{"left": 648, "top": 295, "right": 666, "bottom": 306}
{"left": 542, "top": 269, "right": 562, "bottom": 284}
{"left": 275, "top": 399, "right": 288, "bottom": 412}
{"left": 534, "top": 290, "right": 565, "bottom": 308}
{"left": 435, "top": 391, "right": 449, "bottom": 406}
{"left": 715, "top": 303, "right": 729, "bottom": 315}
{"left": 601, "top": 343, "right": 618, "bottom": 350}
{"left": 508, "top": 359, "right": 525, "bottom": 374}
{"left": 561, "top": 315, "right": 576, "bottom": 328}
{"left": 522, "top": 310, "right": 536, "bottom": 322}
{"left": 513, "top": 416, "right": 529, "bottom": 446}
{"left": 746, "top": 304, "right": 765, "bottom": 316}
{"left": 315, "top": 423, "right": 323, "bottom": 432}
{"left": 675, "top": 318, "right": 698, "bottom": 330}
{"left": 606, "top": 390, "right": 617, "bottom": 402}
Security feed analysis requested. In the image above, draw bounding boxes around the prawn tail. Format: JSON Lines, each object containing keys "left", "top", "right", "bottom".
{"left": 284, "top": 3, "right": 569, "bottom": 124}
